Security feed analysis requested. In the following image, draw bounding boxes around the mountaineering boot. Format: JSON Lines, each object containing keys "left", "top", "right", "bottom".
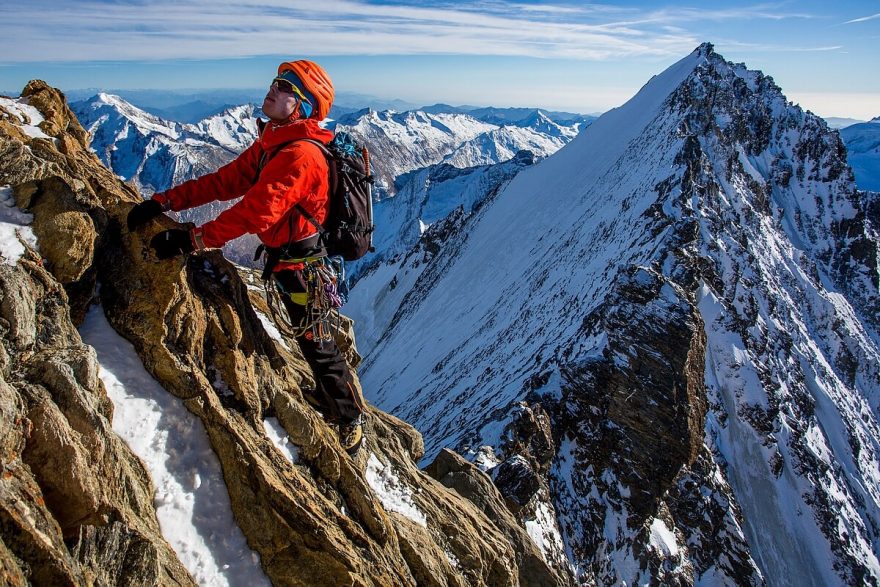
{"left": 339, "top": 414, "right": 365, "bottom": 455}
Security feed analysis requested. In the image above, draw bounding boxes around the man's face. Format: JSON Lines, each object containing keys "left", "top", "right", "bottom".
{"left": 262, "top": 82, "right": 298, "bottom": 122}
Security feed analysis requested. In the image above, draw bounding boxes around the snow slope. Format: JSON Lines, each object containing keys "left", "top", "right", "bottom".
{"left": 354, "top": 44, "right": 880, "bottom": 585}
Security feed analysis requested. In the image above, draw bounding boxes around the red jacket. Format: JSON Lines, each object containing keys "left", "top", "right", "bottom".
{"left": 153, "top": 118, "right": 334, "bottom": 251}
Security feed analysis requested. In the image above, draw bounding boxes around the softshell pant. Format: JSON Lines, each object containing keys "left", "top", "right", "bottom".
{"left": 275, "top": 269, "right": 362, "bottom": 424}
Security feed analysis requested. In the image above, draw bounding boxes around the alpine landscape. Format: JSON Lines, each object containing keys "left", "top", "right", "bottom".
{"left": 1, "top": 40, "right": 879, "bottom": 587}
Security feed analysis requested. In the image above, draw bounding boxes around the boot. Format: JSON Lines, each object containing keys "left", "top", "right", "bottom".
{"left": 339, "top": 414, "right": 365, "bottom": 455}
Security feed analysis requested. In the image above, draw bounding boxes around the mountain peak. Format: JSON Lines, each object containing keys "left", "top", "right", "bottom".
{"left": 517, "top": 109, "right": 552, "bottom": 125}
{"left": 695, "top": 41, "right": 715, "bottom": 57}
{"left": 356, "top": 42, "right": 880, "bottom": 586}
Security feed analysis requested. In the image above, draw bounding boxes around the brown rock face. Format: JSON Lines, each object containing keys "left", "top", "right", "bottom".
{"left": 425, "top": 448, "right": 575, "bottom": 587}
{"left": 0, "top": 81, "right": 572, "bottom": 585}
{"left": 564, "top": 266, "right": 706, "bottom": 507}
{"left": 0, "top": 247, "right": 193, "bottom": 586}
{"left": 547, "top": 265, "right": 709, "bottom": 582}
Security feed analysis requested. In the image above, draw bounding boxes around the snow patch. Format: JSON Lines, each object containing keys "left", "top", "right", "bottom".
{"left": 79, "top": 305, "right": 270, "bottom": 587}
{"left": 0, "top": 95, "right": 53, "bottom": 140}
{"left": 254, "top": 308, "right": 291, "bottom": 351}
{"left": 263, "top": 417, "right": 299, "bottom": 464}
{"left": 365, "top": 453, "right": 427, "bottom": 527}
{"left": 0, "top": 185, "right": 38, "bottom": 266}
{"left": 525, "top": 500, "right": 567, "bottom": 563}
{"left": 648, "top": 517, "right": 680, "bottom": 558}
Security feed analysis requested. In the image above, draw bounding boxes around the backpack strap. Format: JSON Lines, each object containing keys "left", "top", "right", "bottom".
{"left": 294, "top": 203, "right": 324, "bottom": 234}
{"left": 255, "top": 137, "right": 335, "bottom": 234}
{"left": 291, "top": 138, "right": 337, "bottom": 235}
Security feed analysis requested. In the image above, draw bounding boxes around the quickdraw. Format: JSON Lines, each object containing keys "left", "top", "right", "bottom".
{"left": 265, "top": 256, "right": 347, "bottom": 343}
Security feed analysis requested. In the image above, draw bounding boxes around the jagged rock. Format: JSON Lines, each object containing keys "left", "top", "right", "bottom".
{"left": 502, "top": 403, "right": 555, "bottom": 475}
{"left": 70, "top": 521, "right": 168, "bottom": 586}
{"left": 541, "top": 265, "right": 708, "bottom": 583}
{"left": 0, "top": 249, "right": 193, "bottom": 585}
{"left": 480, "top": 402, "right": 557, "bottom": 514}
{"left": 22, "top": 81, "right": 90, "bottom": 149}
{"left": 14, "top": 178, "right": 100, "bottom": 283}
{"left": 1, "top": 82, "right": 575, "bottom": 586}
{"left": 493, "top": 455, "right": 541, "bottom": 511}
{"left": 425, "top": 448, "right": 575, "bottom": 587}
{"left": 556, "top": 266, "right": 707, "bottom": 509}
{"left": 0, "top": 535, "right": 29, "bottom": 586}
{"left": 666, "top": 449, "right": 763, "bottom": 585}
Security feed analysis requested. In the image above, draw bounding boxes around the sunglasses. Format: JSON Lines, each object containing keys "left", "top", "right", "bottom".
{"left": 272, "top": 77, "right": 308, "bottom": 101}
{"left": 271, "top": 74, "right": 314, "bottom": 117}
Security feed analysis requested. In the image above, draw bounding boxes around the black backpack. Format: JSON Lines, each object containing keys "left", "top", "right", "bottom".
{"left": 257, "top": 130, "right": 375, "bottom": 261}
{"left": 297, "top": 133, "right": 375, "bottom": 261}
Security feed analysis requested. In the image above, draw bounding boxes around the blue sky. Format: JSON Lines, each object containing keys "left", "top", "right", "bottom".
{"left": 1, "top": 1, "right": 878, "bottom": 118}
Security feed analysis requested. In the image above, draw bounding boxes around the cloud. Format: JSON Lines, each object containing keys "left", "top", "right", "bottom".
{"left": 843, "top": 12, "right": 880, "bottom": 24}
{"left": 787, "top": 90, "right": 880, "bottom": 120}
{"left": 0, "top": 0, "right": 814, "bottom": 63}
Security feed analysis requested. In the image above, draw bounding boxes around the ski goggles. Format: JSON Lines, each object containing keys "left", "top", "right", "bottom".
{"left": 272, "top": 72, "right": 314, "bottom": 118}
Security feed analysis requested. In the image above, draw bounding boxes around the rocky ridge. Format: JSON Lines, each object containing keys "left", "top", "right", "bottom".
{"left": 0, "top": 81, "right": 575, "bottom": 585}
{"left": 353, "top": 44, "right": 880, "bottom": 585}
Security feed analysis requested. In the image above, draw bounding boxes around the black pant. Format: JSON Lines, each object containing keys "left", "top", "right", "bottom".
{"left": 275, "top": 269, "right": 362, "bottom": 423}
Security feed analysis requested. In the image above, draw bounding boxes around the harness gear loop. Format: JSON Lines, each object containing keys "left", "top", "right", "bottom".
{"left": 263, "top": 256, "right": 346, "bottom": 342}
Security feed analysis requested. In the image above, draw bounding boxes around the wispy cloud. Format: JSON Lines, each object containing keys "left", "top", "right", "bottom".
{"left": 843, "top": 12, "right": 880, "bottom": 24}
{"left": 711, "top": 38, "right": 843, "bottom": 53}
{"left": 0, "top": 0, "right": 816, "bottom": 63}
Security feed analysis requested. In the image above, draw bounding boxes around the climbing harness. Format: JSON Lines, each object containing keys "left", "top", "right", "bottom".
{"left": 263, "top": 254, "right": 347, "bottom": 342}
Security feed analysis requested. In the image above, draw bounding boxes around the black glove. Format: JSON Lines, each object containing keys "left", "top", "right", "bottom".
{"left": 150, "top": 229, "right": 194, "bottom": 260}
{"left": 127, "top": 199, "right": 164, "bottom": 230}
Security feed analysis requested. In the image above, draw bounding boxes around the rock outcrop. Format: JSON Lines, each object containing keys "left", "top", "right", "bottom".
{"left": 0, "top": 81, "right": 574, "bottom": 585}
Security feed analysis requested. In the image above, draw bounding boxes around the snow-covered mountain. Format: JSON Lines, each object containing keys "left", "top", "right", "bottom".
{"left": 441, "top": 111, "right": 579, "bottom": 168}
{"left": 333, "top": 108, "right": 586, "bottom": 198}
{"left": 422, "top": 103, "right": 590, "bottom": 126}
{"left": 72, "top": 93, "right": 259, "bottom": 195}
{"left": 72, "top": 94, "right": 587, "bottom": 267}
{"left": 840, "top": 117, "right": 880, "bottom": 191}
{"left": 349, "top": 43, "right": 880, "bottom": 585}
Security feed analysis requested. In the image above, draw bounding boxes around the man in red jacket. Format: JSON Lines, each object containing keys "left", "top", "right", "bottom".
{"left": 127, "top": 60, "right": 365, "bottom": 454}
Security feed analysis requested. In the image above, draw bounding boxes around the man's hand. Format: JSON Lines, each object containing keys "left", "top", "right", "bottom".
{"left": 150, "top": 229, "right": 195, "bottom": 259}
{"left": 127, "top": 199, "right": 164, "bottom": 230}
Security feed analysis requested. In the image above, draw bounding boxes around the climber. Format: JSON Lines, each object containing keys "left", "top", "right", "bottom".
{"left": 126, "top": 60, "right": 365, "bottom": 454}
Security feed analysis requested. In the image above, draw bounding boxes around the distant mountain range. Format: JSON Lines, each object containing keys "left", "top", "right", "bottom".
{"left": 825, "top": 117, "right": 868, "bottom": 129}
{"left": 840, "top": 117, "right": 880, "bottom": 191}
